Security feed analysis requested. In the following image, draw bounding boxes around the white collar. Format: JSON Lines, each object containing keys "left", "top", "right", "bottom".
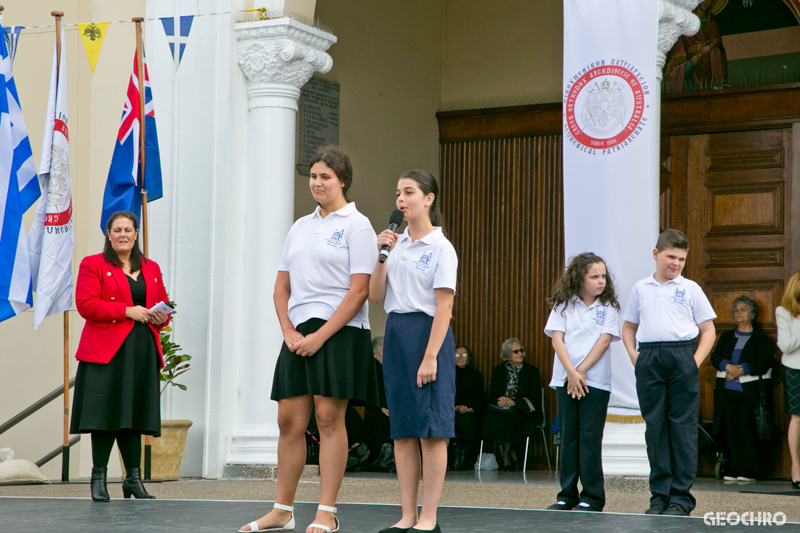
{"left": 645, "top": 271, "right": 684, "bottom": 286}
{"left": 569, "top": 295, "right": 601, "bottom": 309}
{"left": 313, "top": 202, "right": 357, "bottom": 220}
{"left": 398, "top": 226, "right": 443, "bottom": 245}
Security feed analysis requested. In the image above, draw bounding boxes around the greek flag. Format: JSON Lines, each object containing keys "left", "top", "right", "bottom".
{"left": 160, "top": 15, "right": 193, "bottom": 70}
{"left": 3, "top": 25, "right": 23, "bottom": 68}
{"left": 0, "top": 23, "right": 39, "bottom": 322}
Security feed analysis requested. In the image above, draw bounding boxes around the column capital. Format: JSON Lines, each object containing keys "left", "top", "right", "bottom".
{"left": 235, "top": 18, "right": 336, "bottom": 110}
{"left": 657, "top": 0, "right": 702, "bottom": 72}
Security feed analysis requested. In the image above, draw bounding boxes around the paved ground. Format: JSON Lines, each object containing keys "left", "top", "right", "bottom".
{"left": 1, "top": 471, "right": 798, "bottom": 523}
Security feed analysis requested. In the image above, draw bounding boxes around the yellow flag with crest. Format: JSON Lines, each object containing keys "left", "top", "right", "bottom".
{"left": 77, "top": 22, "right": 109, "bottom": 75}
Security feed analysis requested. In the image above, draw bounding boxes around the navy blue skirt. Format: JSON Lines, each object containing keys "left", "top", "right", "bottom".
{"left": 383, "top": 312, "right": 455, "bottom": 439}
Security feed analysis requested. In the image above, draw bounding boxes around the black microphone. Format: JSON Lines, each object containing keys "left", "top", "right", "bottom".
{"left": 379, "top": 209, "right": 405, "bottom": 263}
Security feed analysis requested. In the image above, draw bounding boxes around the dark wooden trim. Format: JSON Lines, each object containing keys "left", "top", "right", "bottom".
{"left": 437, "top": 83, "right": 800, "bottom": 143}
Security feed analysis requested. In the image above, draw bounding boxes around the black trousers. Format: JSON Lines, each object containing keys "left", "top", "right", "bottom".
{"left": 454, "top": 411, "right": 481, "bottom": 466}
{"left": 635, "top": 339, "right": 699, "bottom": 511}
{"left": 722, "top": 389, "right": 758, "bottom": 479}
{"left": 555, "top": 385, "right": 610, "bottom": 509}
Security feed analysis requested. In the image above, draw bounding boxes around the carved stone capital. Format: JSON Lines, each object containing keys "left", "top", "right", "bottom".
{"left": 236, "top": 18, "right": 336, "bottom": 109}
{"left": 657, "top": 0, "right": 702, "bottom": 72}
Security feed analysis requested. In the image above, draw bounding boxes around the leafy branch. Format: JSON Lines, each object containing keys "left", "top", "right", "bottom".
{"left": 159, "top": 301, "right": 192, "bottom": 395}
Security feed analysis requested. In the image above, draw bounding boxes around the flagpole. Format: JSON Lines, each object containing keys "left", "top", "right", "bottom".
{"left": 51, "top": 10, "right": 71, "bottom": 484}
{"left": 133, "top": 17, "right": 148, "bottom": 259}
{"left": 132, "top": 17, "right": 152, "bottom": 481}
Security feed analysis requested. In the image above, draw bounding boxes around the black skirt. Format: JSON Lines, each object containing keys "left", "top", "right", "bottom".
{"left": 271, "top": 318, "right": 379, "bottom": 406}
{"left": 70, "top": 275, "right": 161, "bottom": 436}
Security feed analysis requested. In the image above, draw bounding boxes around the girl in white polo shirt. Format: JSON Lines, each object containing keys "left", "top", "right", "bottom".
{"left": 241, "top": 146, "right": 378, "bottom": 533}
{"left": 370, "top": 170, "right": 457, "bottom": 533}
{"left": 544, "top": 253, "right": 621, "bottom": 513}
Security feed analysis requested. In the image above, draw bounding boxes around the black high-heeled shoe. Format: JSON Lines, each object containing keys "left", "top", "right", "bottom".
{"left": 122, "top": 468, "right": 156, "bottom": 499}
{"left": 90, "top": 467, "right": 110, "bottom": 502}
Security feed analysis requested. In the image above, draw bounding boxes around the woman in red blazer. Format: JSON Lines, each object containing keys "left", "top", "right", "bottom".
{"left": 70, "top": 211, "right": 170, "bottom": 502}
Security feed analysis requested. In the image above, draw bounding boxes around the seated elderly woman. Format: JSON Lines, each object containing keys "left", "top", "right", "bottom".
{"left": 482, "top": 338, "right": 543, "bottom": 471}
{"left": 449, "top": 345, "right": 485, "bottom": 470}
{"left": 710, "top": 295, "right": 777, "bottom": 482}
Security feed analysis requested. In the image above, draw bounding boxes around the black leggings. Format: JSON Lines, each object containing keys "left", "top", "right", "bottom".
{"left": 91, "top": 430, "right": 142, "bottom": 470}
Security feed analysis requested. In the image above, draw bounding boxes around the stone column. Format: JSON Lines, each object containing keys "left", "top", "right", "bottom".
{"left": 227, "top": 18, "right": 335, "bottom": 465}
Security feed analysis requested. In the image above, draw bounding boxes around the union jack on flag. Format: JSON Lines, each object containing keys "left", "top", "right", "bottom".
{"left": 101, "top": 49, "right": 162, "bottom": 232}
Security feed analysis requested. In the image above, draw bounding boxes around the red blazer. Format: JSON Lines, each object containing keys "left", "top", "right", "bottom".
{"left": 75, "top": 253, "right": 170, "bottom": 367}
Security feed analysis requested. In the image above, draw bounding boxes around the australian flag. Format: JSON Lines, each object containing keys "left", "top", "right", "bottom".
{"left": 100, "top": 49, "right": 162, "bottom": 232}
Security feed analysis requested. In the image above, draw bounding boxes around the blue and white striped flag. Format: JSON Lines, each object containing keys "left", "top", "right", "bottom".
{"left": 3, "top": 25, "right": 23, "bottom": 68}
{"left": 0, "top": 23, "right": 39, "bottom": 322}
{"left": 160, "top": 15, "right": 193, "bottom": 70}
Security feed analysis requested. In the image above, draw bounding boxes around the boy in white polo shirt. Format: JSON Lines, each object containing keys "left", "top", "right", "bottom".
{"left": 622, "top": 229, "right": 717, "bottom": 517}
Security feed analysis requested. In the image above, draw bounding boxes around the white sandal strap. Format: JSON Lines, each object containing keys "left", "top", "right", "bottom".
{"left": 244, "top": 521, "right": 259, "bottom": 532}
{"left": 317, "top": 504, "right": 337, "bottom": 514}
{"left": 307, "top": 524, "right": 332, "bottom": 533}
{"left": 273, "top": 502, "right": 294, "bottom": 512}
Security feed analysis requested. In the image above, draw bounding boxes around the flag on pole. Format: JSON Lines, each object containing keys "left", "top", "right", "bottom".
{"left": 28, "top": 23, "right": 74, "bottom": 329}
{"left": 160, "top": 16, "right": 193, "bottom": 70}
{"left": 77, "top": 22, "right": 109, "bottom": 75}
{"left": 0, "top": 23, "right": 37, "bottom": 322}
{"left": 2, "top": 26, "right": 23, "bottom": 68}
{"left": 100, "top": 49, "right": 163, "bottom": 232}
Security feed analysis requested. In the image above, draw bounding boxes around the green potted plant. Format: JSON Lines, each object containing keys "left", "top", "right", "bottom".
{"left": 121, "top": 303, "right": 193, "bottom": 481}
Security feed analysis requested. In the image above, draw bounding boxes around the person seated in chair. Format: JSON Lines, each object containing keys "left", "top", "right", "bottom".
{"left": 482, "top": 338, "right": 543, "bottom": 471}
{"left": 450, "top": 345, "right": 485, "bottom": 470}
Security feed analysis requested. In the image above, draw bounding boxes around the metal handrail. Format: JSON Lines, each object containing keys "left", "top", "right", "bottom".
{"left": 36, "top": 435, "right": 80, "bottom": 467}
{"left": 0, "top": 378, "right": 75, "bottom": 436}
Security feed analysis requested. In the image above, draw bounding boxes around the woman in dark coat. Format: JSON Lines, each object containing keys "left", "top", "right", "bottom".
{"left": 710, "top": 296, "right": 777, "bottom": 482}
{"left": 482, "top": 338, "right": 543, "bottom": 471}
{"left": 451, "top": 345, "right": 485, "bottom": 469}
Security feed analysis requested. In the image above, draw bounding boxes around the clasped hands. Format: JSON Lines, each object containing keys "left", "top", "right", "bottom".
{"left": 725, "top": 363, "right": 745, "bottom": 381}
{"left": 566, "top": 366, "right": 589, "bottom": 400}
{"left": 455, "top": 405, "right": 473, "bottom": 414}
{"left": 284, "top": 329, "right": 325, "bottom": 357}
{"left": 497, "top": 396, "right": 515, "bottom": 407}
{"left": 125, "top": 306, "right": 167, "bottom": 325}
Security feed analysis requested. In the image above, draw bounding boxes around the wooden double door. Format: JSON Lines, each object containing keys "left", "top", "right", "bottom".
{"left": 660, "top": 125, "right": 800, "bottom": 478}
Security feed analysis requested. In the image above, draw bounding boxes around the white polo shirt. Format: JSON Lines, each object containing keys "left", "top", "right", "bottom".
{"left": 279, "top": 202, "right": 378, "bottom": 329}
{"left": 622, "top": 272, "right": 717, "bottom": 343}
{"left": 384, "top": 227, "right": 458, "bottom": 317}
{"left": 544, "top": 297, "right": 620, "bottom": 392}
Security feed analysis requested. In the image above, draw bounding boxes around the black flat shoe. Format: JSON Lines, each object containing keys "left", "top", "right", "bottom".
{"left": 378, "top": 527, "right": 411, "bottom": 533}
{"left": 645, "top": 504, "right": 666, "bottom": 515}
{"left": 792, "top": 480, "right": 800, "bottom": 490}
{"left": 409, "top": 525, "right": 441, "bottom": 533}
{"left": 662, "top": 504, "right": 690, "bottom": 516}
{"left": 546, "top": 502, "right": 574, "bottom": 511}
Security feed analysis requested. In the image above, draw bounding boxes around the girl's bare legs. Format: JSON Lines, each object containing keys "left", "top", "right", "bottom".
{"left": 416, "top": 437, "right": 447, "bottom": 530}
{"left": 391, "top": 437, "right": 421, "bottom": 528}
{"left": 240, "top": 396, "right": 313, "bottom": 532}
{"left": 307, "top": 396, "right": 349, "bottom": 533}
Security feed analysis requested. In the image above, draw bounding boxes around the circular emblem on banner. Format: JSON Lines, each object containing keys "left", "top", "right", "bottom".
{"left": 565, "top": 64, "right": 646, "bottom": 150}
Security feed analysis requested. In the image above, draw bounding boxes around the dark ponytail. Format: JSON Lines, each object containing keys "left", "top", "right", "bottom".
{"left": 399, "top": 170, "right": 442, "bottom": 226}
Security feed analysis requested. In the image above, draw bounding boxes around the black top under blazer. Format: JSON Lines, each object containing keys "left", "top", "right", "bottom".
{"left": 455, "top": 366, "right": 485, "bottom": 412}
{"left": 709, "top": 327, "right": 777, "bottom": 436}
{"left": 488, "top": 362, "right": 544, "bottom": 426}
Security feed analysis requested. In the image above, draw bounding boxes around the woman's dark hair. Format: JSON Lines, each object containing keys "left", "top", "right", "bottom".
{"left": 548, "top": 253, "right": 620, "bottom": 315}
{"left": 309, "top": 145, "right": 353, "bottom": 202}
{"left": 103, "top": 211, "right": 145, "bottom": 272}
{"left": 398, "top": 170, "right": 442, "bottom": 226}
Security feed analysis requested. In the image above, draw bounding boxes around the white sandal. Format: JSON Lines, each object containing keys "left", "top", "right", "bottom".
{"left": 239, "top": 502, "right": 295, "bottom": 532}
{"left": 306, "top": 504, "right": 339, "bottom": 533}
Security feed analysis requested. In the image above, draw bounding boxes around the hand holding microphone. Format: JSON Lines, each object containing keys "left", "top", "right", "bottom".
{"left": 378, "top": 209, "right": 405, "bottom": 263}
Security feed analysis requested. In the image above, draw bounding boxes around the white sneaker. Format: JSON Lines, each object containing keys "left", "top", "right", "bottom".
{"left": 737, "top": 476, "right": 756, "bottom": 483}
{"left": 723, "top": 476, "right": 738, "bottom": 482}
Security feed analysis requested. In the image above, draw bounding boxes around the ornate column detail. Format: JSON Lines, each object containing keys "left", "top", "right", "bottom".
{"left": 236, "top": 19, "right": 335, "bottom": 110}
{"left": 657, "top": 0, "right": 702, "bottom": 74}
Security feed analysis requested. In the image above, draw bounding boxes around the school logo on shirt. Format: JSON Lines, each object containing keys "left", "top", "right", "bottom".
{"left": 414, "top": 252, "right": 433, "bottom": 272}
{"left": 593, "top": 307, "right": 606, "bottom": 326}
{"left": 326, "top": 229, "right": 345, "bottom": 247}
{"left": 671, "top": 288, "right": 687, "bottom": 306}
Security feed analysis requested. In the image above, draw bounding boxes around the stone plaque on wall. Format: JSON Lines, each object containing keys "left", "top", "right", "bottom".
{"left": 297, "top": 77, "right": 340, "bottom": 174}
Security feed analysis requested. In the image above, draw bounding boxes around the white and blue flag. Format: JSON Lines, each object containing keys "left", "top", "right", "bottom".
{"left": 3, "top": 25, "right": 23, "bottom": 68}
{"left": 160, "top": 15, "right": 193, "bottom": 70}
{"left": 0, "top": 23, "right": 40, "bottom": 322}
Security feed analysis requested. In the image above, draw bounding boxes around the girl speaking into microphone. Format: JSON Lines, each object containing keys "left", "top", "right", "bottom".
{"left": 370, "top": 170, "right": 458, "bottom": 533}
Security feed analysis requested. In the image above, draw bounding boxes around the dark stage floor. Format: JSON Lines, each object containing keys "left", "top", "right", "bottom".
{"left": 1, "top": 497, "right": 797, "bottom": 533}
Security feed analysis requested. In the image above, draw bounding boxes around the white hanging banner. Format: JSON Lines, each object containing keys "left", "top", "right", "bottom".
{"left": 562, "top": 0, "right": 659, "bottom": 417}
